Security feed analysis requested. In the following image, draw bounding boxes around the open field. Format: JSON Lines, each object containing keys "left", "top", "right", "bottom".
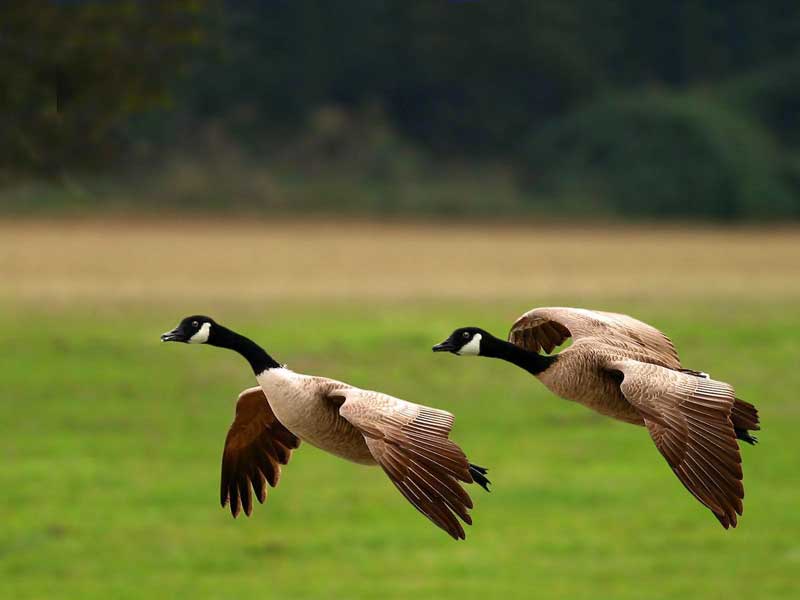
{"left": 1, "top": 220, "right": 799, "bottom": 599}
{"left": 2, "top": 219, "right": 800, "bottom": 304}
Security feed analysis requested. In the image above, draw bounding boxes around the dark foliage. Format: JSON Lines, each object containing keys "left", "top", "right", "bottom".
{"left": 0, "top": 1, "right": 207, "bottom": 179}
{"left": 520, "top": 93, "right": 798, "bottom": 219}
{"left": 3, "top": 1, "right": 800, "bottom": 218}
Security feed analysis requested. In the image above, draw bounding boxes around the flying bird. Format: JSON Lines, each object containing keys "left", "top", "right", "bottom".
{"left": 433, "top": 306, "right": 759, "bottom": 528}
{"left": 161, "top": 315, "right": 489, "bottom": 539}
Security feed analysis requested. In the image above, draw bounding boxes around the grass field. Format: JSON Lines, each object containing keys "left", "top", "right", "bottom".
{"left": 1, "top": 220, "right": 799, "bottom": 599}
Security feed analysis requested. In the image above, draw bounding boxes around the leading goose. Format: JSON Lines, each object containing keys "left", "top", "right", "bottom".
{"left": 433, "top": 306, "right": 759, "bottom": 529}
{"left": 161, "top": 315, "right": 489, "bottom": 540}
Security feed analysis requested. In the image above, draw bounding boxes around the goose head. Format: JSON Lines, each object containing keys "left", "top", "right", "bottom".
{"left": 161, "top": 315, "right": 217, "bottom": 344}
{"left": 432, "top": 327, "right": 489, "bottom": 356}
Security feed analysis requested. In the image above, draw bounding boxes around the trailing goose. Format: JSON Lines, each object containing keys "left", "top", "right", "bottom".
{"left": 161, "top": 315, "right": 489, "bottom": 539}
{"left": 433, "top": 306, "right": 759, "bottom": 528}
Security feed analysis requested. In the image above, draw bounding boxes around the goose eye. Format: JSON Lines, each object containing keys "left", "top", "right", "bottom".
{"left": 462, "top": 331, "right": 470, "bottom": 338}
{"left": 191, "top": 321, "right": 199, "bottom": 328}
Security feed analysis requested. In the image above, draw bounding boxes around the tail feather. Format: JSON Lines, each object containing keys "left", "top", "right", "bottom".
{"left": 735, "top": 428, "right": 758, "bottom": 445}
{"left": 731, "top": 398, "right": 760, "bottom": 445}
{"left": 469, "top": 463, "right": 491, "bottom": 492}
{"left": 731, "top": 398, "right": 760, "bottom": 430}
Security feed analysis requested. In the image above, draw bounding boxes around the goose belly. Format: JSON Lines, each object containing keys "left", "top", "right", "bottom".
{"left": 538, "top": 355, "right": 644, "bottom": 425}
{"left": 293, "top": 412, "right": 375, "bottom": 466}
{"left": 256, "top": 372, "right": 375, "bottom": 465}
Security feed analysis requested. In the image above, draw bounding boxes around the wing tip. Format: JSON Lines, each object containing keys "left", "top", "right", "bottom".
{"left": 715, "top": 510, "right": 739, "bottom": 529}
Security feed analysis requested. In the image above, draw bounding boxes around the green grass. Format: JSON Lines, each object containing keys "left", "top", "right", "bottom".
{"left": 1, "top": 300, "right": 798, "bottom": 599}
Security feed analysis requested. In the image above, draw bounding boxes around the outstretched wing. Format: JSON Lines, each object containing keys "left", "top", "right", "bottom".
{"left": 611, "top": 360, "right": 745, "bottom": 528}
{"left": 220, "top": 387, "right": 300, "bottom": 517}
{"left": 333, "top": 388, "right": 483, "bottom": 540}
{"left": 509, "top": 306, "right": 681, "bottom": 368}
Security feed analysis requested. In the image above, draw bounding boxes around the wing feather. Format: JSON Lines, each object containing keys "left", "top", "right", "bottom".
{"left": 336, "top": 389, "right": 486, "bottom": 540}
{"left": 510, "top": 306, "right": 681, "bottom": 368}
{"left": 220, "top": 387, "right": 300, "bottom": 517}
{"left": 611, "top": 360, "right": 746, "bottom": 528}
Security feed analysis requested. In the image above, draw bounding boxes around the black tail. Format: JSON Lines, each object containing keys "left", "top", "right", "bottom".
{"left": 732, "top": 398, "right": 760, "bottom": 446}
{"left": 469, "top": 463, "right": 491, "bottom": 492}
{"left": 735, "top": 428, "right": 758, "bottom": 445}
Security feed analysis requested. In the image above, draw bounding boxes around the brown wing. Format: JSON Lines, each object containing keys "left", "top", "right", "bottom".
{"left": 509, "top": 306, "right": 681, "bottom": 368}
{"left": 334, "top": 389, "right": 483, "bottom": 540}
{"left": 221, "top": 387, "right": 300, "bottom": 517}
{"left": 611, "top": 360, "right": 745, "bottom": 528}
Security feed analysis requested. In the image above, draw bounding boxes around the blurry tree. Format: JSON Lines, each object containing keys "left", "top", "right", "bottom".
{"left": 521, "top": 92, "right": 798, "bottom": 219}
{"left": 179, "top": 1, "right": 614, "bottom": 153}
{"left": 175, "top": 0, "right": 800, "bottom": 155}
{"left": 610, "top": 0, "right": 800, "bottom": 85}
{"left": 721, "top": 53, "right": 800, "bottom": 149}
{"left": 0, "top": 0, "right": 209, "bottom": 180}
{"left": 4, "top": 0, "right": 800, "bottom": 219}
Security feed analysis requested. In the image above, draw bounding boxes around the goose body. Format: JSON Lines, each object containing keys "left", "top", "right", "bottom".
{"left": 535, "top": 341, "right": 644, "bottom": 425}
{"left": 254, "top": 368, "right": 375, "bottom": 465}
{"left": 434, "top": 306, "right": 760, "bottom": 528}
{"left": 162, "top": 316, "right": 489, "bottom": 540}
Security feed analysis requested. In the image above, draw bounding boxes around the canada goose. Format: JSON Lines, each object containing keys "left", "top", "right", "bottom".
{"left": 161, "top": 315, "right": 489, "bottom": 539}
{"left": 433, "top": 306, "right": 759, "bottom": 528}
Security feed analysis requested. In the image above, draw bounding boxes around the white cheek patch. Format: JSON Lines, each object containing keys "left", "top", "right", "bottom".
{"left": 189, "top": 322, "right": 211, "bottom": 344}
{"left": 457, "top": 333, "right": 482, "bottom": 356}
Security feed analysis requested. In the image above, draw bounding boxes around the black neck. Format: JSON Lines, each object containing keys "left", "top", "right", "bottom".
{"left": 209, "top": 325, "right": 281, "bottom": 374}
{"left": 481, "top": 334, "right": 557, "bottom": 375}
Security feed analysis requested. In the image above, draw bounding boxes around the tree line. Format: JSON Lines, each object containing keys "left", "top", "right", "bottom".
{"left": 4, "top": 1, "right": 800, "bottom": 218}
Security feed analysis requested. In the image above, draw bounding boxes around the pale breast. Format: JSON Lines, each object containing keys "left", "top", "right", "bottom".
{"left": 256, "top": 369, "right": 375, "bottom": 465}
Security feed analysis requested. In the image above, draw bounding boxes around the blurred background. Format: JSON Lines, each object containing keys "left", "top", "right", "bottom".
{"left": 5, "top": 0, "right": 800, "bottom": 219}
{"left": 2, "top": 2, "right": 799, "bottom": 599}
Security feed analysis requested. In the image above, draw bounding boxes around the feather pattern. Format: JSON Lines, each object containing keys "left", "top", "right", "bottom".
{"left": 611, "top": 360, "right": 745, "bottom": 528}
{"left": 336, "top": 388, "right": 485, "bottom": 540}
{"left": 220, "top": 387, "right": 300, "bottom": 518}
{"left": 509, "top": 306, "right": 681, "bottom": 368}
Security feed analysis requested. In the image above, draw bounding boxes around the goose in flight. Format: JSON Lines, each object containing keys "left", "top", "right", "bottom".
{"left": 433, "top": 306, "right": 759, "bottom": 528}
{"left": 161, "top": 315, "right": 489, "bottom": 539}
